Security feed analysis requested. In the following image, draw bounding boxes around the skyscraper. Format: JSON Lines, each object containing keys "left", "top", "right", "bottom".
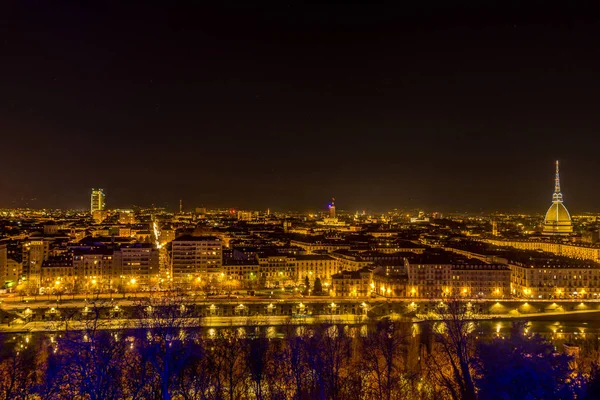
{"left": 90, "top": 188, "right": 106, "bottom": 213}
{"left": 329, "top": 197, "right": 336, "bottom": 218}
{"left": 542, "top": 161, "right": 573, "bottom": 236}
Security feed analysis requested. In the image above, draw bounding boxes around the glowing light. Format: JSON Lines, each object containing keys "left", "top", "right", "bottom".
{"left": 152, "top": 220, "right": 162, "bottom": 249}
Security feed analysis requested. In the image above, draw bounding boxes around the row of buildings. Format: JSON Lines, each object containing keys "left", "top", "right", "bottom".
{"left": 0, "top": 237, "right": 158, "bottom": 294}
{"left": 4, "top": 223, "right": 600, "bottom": 300}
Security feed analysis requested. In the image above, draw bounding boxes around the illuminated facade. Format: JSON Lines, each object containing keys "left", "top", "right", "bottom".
{"left": 73, "top": 250, "right": 113, "bottom": 292}
{"left": 90, "top": 188, "right": 106, "bottom": 214}
{"left": 510, "top": 263, "right": 600, "bottom": 299}
{"left": 41, "top": 256, "right": 74, "bottom": 292}
{"left": 483, "top": 239, "right": 600, "bottom": 263}
{"left": 170, "top": 235, "right": 223, "bottom": 284}
{"left": 114, "top": 244, "right": 159, "bottom": 289}
{"left": 329, "top": 197, "right": 336, "bottom": 218}
{"left": 0, "top": 240, "right": 7, "bottom": 285}
{"left": 290, "top": 239, "right": 351, "bottom": 254}
{"left": 331, "top": 268, "right": 372, "bottom": 297}
{"left": 257, "top": 255, "right": 296, "bottom": 288}
{"left": 222, "top": 259, "right": 259, "bottom": 287}
{"left": 372, "top": 266, "right": 408, "bottom": 297}
{"left": 22, "top": 238, "right": 50, "bottom": 287}
{"left": 407, "top": 262, "right": 451, "bottom": 298}
{"left": 451, "top": 264, "right": 510, "bottom": 298}
{"left": 542, "top": 161, "right": 573, "bottom": 236}
{"left": 294, "top": 254, "right": 338, "bottom": 285}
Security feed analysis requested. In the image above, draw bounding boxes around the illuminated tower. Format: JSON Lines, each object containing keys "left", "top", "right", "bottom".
{"left": 90, "top": 189, "right": 106, "bottom": 213}
{"left": 328, "top": 197, "right": 336, "bottom": 218}
{"left": 542, "top": 161, "right": 573, "bottom": 236}
{"left": 492, "top": 220, "right": 498, "bottom": 236}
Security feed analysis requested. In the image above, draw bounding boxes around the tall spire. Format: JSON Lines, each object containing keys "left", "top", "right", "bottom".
{"left": 553, "top": 160, "right": 563, "bottom": 202}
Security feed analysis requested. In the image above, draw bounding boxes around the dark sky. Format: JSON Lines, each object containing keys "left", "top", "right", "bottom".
{"left": 2, "top": 3, "right": 600, "bottom": 213}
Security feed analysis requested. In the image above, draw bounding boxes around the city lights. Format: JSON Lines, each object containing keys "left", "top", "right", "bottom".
{"left": 0, "top": 6, "right": 598, "bottom": 397}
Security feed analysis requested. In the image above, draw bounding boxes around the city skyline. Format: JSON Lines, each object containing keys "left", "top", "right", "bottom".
{"left": 0, "top": 159, "right": 593, "bottom": 216}
{"left": 4, "top": 4, "right": 600, "bottom": 399}
{"left": 3, "top": 5, "right": 600, "bottom": 211}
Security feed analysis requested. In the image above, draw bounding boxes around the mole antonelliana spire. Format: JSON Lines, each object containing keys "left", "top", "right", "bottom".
{"left": 542, "top": 160, "right": 573, "bottom": 236}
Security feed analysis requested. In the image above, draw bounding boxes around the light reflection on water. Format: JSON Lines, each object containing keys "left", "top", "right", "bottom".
{"left": 5, "top": 317, "right": 600, "bottom": 344}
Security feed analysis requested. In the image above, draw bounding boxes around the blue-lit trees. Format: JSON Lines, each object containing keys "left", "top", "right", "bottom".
{"left": 477, "top": 322, "right": 574, "bottom": 400}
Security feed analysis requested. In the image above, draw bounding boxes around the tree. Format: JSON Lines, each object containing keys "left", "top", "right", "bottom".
{"left": 477, "top": 322, "right": 574, "bottom": 400}
{"left": 0, "top": 334, "right": 40, "bottom": 400}
{"left": 247, "top": 337, "right": 269, "bottom": 400}
{"left": 133, "top": 292, "right": 202, "bottom": 400}
{"left": 426, "top": 300, "right": 478, "bottom": 400}
{"left": 204, "top": 328, "right": 248, "bottom": 400}
{"left": 304, "top": 276, "right": 310, "bottom": 296}
{"left": 43, "top": 300, "right": 127, "bottom": 400}
{"left": 303, "top": 324, "right": 353, "bottom": 400}
{"left": 361, "top": 318, "right": 415, "bottom": 400}
{"left": 313, "top": 278, "right": 323, "bottom": 294}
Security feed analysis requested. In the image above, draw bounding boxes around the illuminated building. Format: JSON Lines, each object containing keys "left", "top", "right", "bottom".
{"left": 114, "top": 243, "right": 159, "bottom": 289}
{"left": 90, "top": 188, "right": 106, "bottom": 213}
{"left": 542, "top": 161, "right": 573, "bottom": 236}
{"left": 290, "top": 238, "right": 351, "bottom": 254}
{"left": 331, "top": 267, "right": 372, "bottom": 297}
{"left": 170, "top": 235, "right": 223, "bottom": 284}
{"left": 329, "top": 197, "right": 336, "bottom": 218}
{"left": 451, "top": 264, "right": 510, "bottom": 298}
{"left": 158, "top": 227, "right": 176, "bottom": 247}
{"left": 237, "top": 211, "right": 254, "bottom": 221}
{"left": 72, "top": 249, "right": 113, "bottom": 292}
{"left": 484, "top": 238, "right": 600, "bottom": 262}
{"left": 294, "top": 254, "right": 338, "bottom": 285}
{"left": 43, "top": 222, "right": 59, "bottom": 236}
{"left": 406, "top": 256, "right": 452, "bottom": 298}
{"left": 410, "top": 211, "right": 430, "bottom": 224}
{"left": 371, "top": 265, "right": 408, "bottom": 297}
{"left": 257, "top": 255, "right": 295, "bottom": 288}
{"left": 492, "top": 220, "right": 498, "bottom": 236}
{"left": 222, "top": 259, "right": 259, "bottom": 287}
{"left": 315, "top": 197, "right": 348, "bottom": 228}
{"left": 510, "top": 263, "right": 600, "bottom": 299}
{"left": 118, "top": 210, "right": 135, "bottom": 224}
{"left": 0, "top": 240, "right": 7, "bottom": 286}
{"left": 92, "top": 210, "right": 108, "bottom": 223}
{"left": 40, "top": 255, "right": 74, "bottom": 292}
{"left": 329, "top": 250, "right": 373, "bottom": 271}
{"left": 22, "top": 238, "right": 50, "bottom": 287}
{"left": 405, "top": 250, "right": 510, "bottom": 298}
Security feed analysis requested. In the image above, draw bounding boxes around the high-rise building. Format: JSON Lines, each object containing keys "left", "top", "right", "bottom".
{"left": 170, "top": 235, "right": 223, "bottom": 284}
{"left": 329, "top": 197, "right": 336, "bottom": 218}
{"left": 542, "top": 161, "right": 573, "bottom": 236}
{"left": 90, "top": 188, "right": 106, "bottom": 213}
{"left": 22, "top": 238, "right": 50, "bottom": 287}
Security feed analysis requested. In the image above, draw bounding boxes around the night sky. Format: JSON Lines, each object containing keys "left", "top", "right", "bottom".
{"left": 2, "top": 3, "right": 600, "bottom": 213}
